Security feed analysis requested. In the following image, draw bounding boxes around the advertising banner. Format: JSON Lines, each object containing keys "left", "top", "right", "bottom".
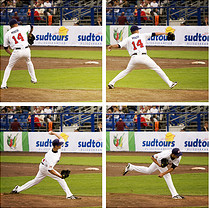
{"left": 106, "top": 132, "right": 208, "bottom": 152}
{"left": 134, "top": 132, "right": 208, "bottom": 152}
{"left": 107, "top": 26, "right": 209, "bottom": 47}
{"left": 1, "top": 132, "right": 29, "bottom": 152}
{"left": 33, "top": 26, "right": 102, "bottom": 47}
{"left": 106, "top": 131, "right": 135, "bottom": 151}
{"left": 28, "top": 132, "right": 102, "bottom": 153}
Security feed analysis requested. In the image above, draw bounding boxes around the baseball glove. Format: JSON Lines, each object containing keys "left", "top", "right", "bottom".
{"left": 28, "top": 34, "right": 35, "bottom": 45}
{"left": 161, "top": 158, "right": 169, "bottom": 168}
{"left": 167, "top": 32, "right": 175, "bottom": 41}
{"left": 61, "top": 169, "right": 71, "bottom": 179}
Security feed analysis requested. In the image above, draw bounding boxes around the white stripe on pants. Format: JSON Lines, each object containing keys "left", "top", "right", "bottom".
{"left": 109, "top": 55, "right": 173, "bottom": 87}
{"left": 129, "top": 162, "right": 178, "bottom": 197}
{"left": 17, "top": 164, "right": 73, "bottom": 198}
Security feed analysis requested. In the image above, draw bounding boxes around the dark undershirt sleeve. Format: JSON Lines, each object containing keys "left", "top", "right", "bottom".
{"left": 171, "top": 164, "right": 177, "bottom": 169}
{"left": 152, "top": 32, "right": 156, "bottom": 37}
{"left": 118, "top": 44, "right": 121, "bottom": 48}
{"left": 4, "top": 47, "right": 8, "bottom": 50}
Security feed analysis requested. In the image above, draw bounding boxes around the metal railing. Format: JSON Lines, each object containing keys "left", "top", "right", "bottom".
{"left": 0, "top": 6, "right": 102, "bottom": 26}
{"left": 106, "top": 6, "right": 208, "bottom": 26}
{"left": 0, "top": 112, "right": 102, "bottom": 132}
{"left": 106, "top": 112, "right": 208, "bottom": 132}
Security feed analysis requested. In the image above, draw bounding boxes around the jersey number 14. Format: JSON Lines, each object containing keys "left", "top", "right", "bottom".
{"left": 132, "top": 39, "right": 144, "bottom": 50}
{"left": 12, "top": 33, "right": 24, "bottom": 44}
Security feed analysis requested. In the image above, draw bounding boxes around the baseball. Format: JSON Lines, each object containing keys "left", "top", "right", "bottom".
{"left": 49, "top": 131, "right": 52, "bottom": 134}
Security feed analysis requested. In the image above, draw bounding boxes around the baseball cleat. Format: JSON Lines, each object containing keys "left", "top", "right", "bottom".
{"left": 67, "top": 195, "right": 81, "bottom": 199}
{"left": 108, "top": 84, "right": 114, "bottom": 89}
{"left": 31, "top": 80, "right": 37, "bottom": 84}
{"left": 1, "top": 86, "right": 8, "bottom": 89}
{"left": 10, "top": 185, "right": 19, "bottom": 194}
{"left": 123, "top": 163, "right": 130, "bottom": 176}
{"left": 170, "top": 82, "right": 178, "bottom": 89}
{"left": 172, "top": 195, "right": 185, "bottom": 199}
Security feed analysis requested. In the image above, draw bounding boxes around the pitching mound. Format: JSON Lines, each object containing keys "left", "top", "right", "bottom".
{"left": 106, "top": 193, "right": 207, "bottom": 207}
{"left": 107, "top": 87, "right": 208, "bottom": 102}
{"left": 0, "top": 194, "right": 101, "bottom": 208}
{"left": 0, "top": 87, "right": 101, "bottom": 102}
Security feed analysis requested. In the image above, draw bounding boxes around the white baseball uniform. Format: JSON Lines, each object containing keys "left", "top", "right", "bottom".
{"left": 16, "top": 138, "right": 73, "bottom": 198}
{"left": 1, "top": 25, "right": 37, "bottom": 88}
{"left": 128, "top": 150, "right": 181, "bottom": 197}
{"left": 109, "top": 32, "right": 174, "bottom": 87}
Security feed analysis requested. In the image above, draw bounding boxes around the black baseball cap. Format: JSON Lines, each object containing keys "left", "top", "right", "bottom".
{"left": 9, "top": 19, "right": 18, "bottom": 27}
{"left": 52, "top": 139, "right": 64, "bottom": 147}
{"left": 172, "top": 148, "right": 182, "bottom": 156}
{"left": 130, "top": 25, "right": 141, "bottom": 33}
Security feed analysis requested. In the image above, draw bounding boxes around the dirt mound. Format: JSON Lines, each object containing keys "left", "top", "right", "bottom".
{"left": 106, "top": 193, "right": 208, "bottom": 207}
{"left": 1, "top": 194, "right": 101, "bottom": 208}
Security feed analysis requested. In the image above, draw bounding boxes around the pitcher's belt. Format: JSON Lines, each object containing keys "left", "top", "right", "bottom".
{"left": 131, "top": 52, "right": 146, "bottom": 56}
{"left": 15, "top": 46, "right": 29, "bottom": 50}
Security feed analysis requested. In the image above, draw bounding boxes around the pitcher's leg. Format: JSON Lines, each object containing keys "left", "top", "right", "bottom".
{"left": 25, "top": 48, "right": 37, "bottom": 83}
{"left": 17, "top": 170, "right": 46, "bottom": 192}
{"left": 48, "top": 169, "right": 73, "bottom": 198}
{"left": 157, "top": 167, "right": 178, "bottom": 197}
{"left": 129, "top": 162, "right": 158, "bottom": 174}
{"left": 109, "top": 58, "right": 135, "bottom": 86}
{"left": 143, "top": 56, "right": 173, "bottom": 87}
{"left": 1, "top": 52, "right": 19, "bottom": 88}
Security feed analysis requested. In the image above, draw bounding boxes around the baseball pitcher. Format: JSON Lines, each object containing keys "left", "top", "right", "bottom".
{"left": 108, "top": 25, "right": 177, "bottom": 89}
{"left": 11, "top": 131, "right": 79, "bottom": 200}
{"left": 1, "top": 19, "right": 37, "bottom": 89}
{"left": 123, "top": 148, "right": 184, "bottom": 199}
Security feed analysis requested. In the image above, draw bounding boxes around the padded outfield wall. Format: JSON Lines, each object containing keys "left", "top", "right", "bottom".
{"left": 1, "top": 26, "right": 102, "bottom": 47}
{"left": 0, "top": 132, "right": 102, "bottom": 153}
{"left": 106, "top": 25, "right": 209, "bottom": 47}
{"left": 106, "top": 132, "right": 208, "bottom": 152}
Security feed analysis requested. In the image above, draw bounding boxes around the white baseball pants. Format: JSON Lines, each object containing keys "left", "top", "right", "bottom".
{"left": 109, "top": 55, "right": 173, "bottom": 87}
{"left": 16, "top": 164, "right": 73, "bottom": 198}
{"left": 129, "top": 162, "right": 178, "bottom": 197}
{"left": 1, "top": 47, "right": 37, "bottom": 88}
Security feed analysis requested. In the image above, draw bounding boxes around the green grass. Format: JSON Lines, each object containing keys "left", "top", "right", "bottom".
{"left": 107, "top": 67, "right": 208, "bottom": 90}
{"left": 0, "top": 67, "right": 102, "bottom": 90}
{"left": 1, "top": 173, "right": 101, "bottom": 196}
{"left": 107, "top": 173, "right": 208, "bottom": 196}
{"left": 0, "top": 156, "right": 102, "bottom": 166}
{"left": 0, "top": 50, "right": 102, "bottom": 60}
{"left": 107, "top": 156, "right": 208, "bottom": 166}
{"left": 107, "top": 50, "right": 208, "bottom": 60}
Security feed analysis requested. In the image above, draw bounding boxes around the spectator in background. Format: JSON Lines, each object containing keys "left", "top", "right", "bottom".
{"left": 96, "top": 122, "right": 102, "bottom": 132}
{"left": 116, "top": 118, "right": 129, "bottom": 131}
{"left": 12, "top": 12, "right": 22, "bottom": 24}
{"left": 202, "top": 16, "right": 208, "bottom": 26}
{"left": 16, "top": 0, "right": 23, "bottom": 7}
{"left": 113, "top": 106, "right": 120, "bottom": 120}
{"left": 118, "top": 12, "right": 128, "bottom": 25}
{"left": 114, "top": 1, "right": 121, "bottom": 15}
{"left": 123, "top": 0, "right": 130, "bottom": 7}
{"left": 107, "top": 2, "right": 113, "bottom": 14}
{"left": 150, "top": 0, "right": 159, "bottom": 8}
{"left": 133, "top": 111, "right": 138, "bottom": 130}
{"left": 106, "top": 109, "right": 113, "bottom": 120}
{"left": 203, "top": 121, "right": 208, "bottom": 131}
{"left": 133, "top": 5, "right": 138, "bottom": 24}
{"left": 0, "top": 3, "right": 6, "bottom": 14}
{"left": 44, "top": 0, "right": 52, "bottom": 7}
{"left": 7, "top": 107, "right": 14, "bottom": 120}
{"left": 96, "top": 16, "right": 102, "bottom": 26}
{"left": 11, "top": 118, "right": 22, "bottom": 131}
{"left": 6, "top": 1, "right": 14, "bottom": 13}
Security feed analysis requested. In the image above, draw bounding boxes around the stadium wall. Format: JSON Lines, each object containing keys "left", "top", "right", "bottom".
{"left": 0, "top": 132, "right": 102, "bottom": 153}
{"left": 106, "top": 131, "right": 208, "bottom": 152}
{"left": 106, "top": 25, "right": 209, "bottom": 47}
{"left": 2, "top": 25, "right": 102, "bottom": 47}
